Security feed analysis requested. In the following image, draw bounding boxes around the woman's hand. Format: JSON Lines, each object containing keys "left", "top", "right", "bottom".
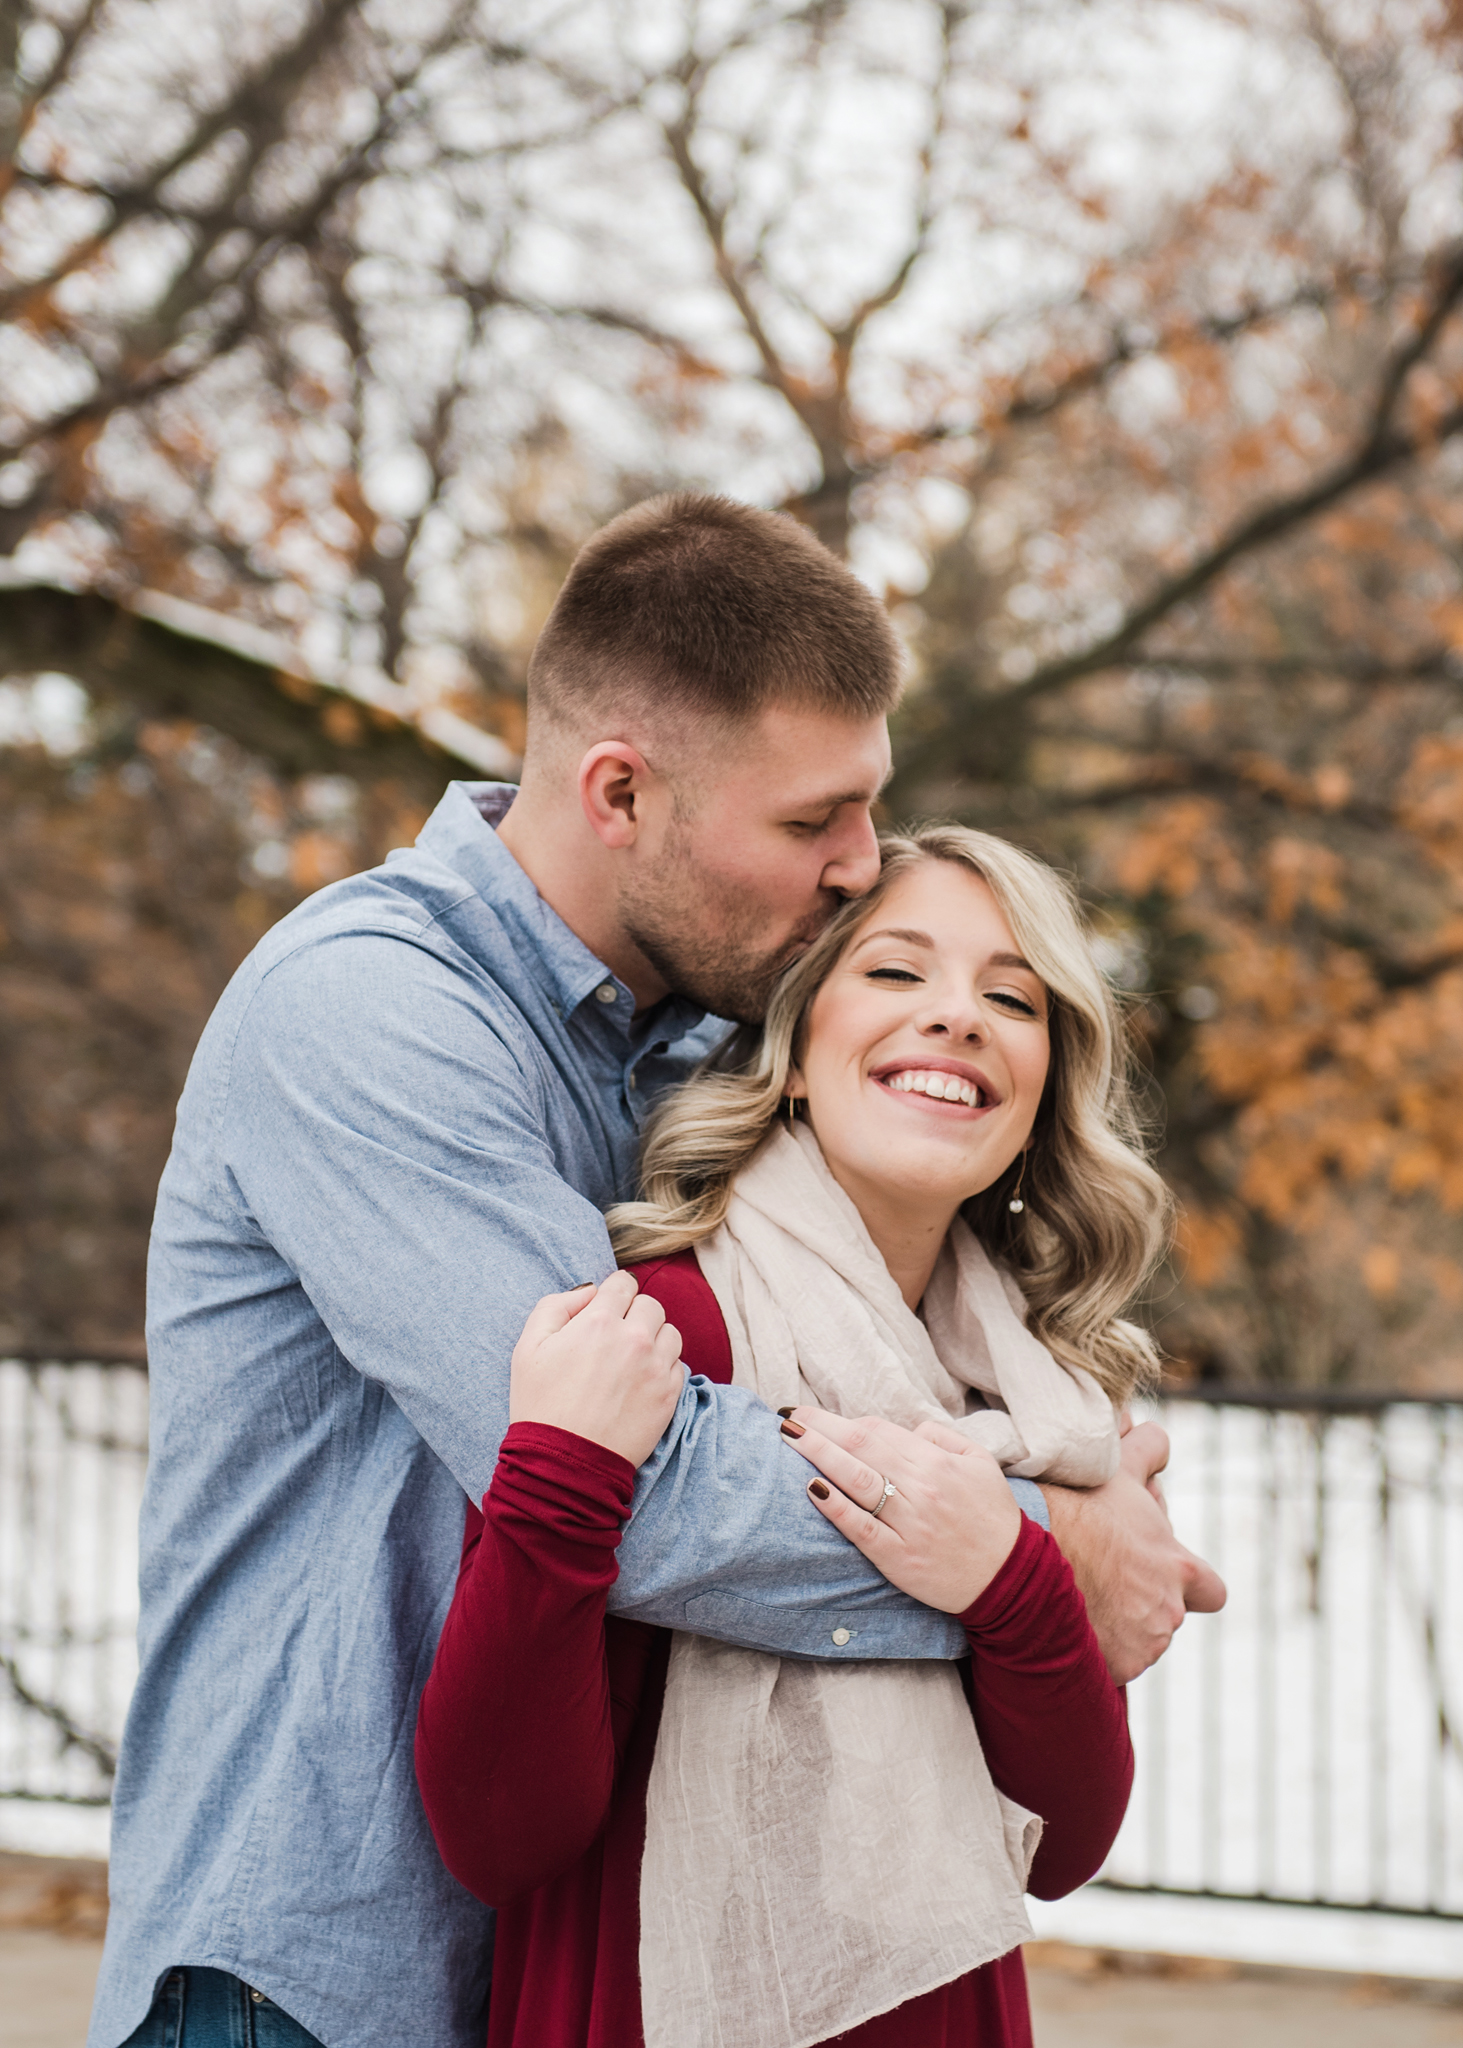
{"left": 509, "top": 1272, "right": 685, "bottom": 1467}
{"left": 779, "top": 1407, "right": 1022, "bottom": 1614}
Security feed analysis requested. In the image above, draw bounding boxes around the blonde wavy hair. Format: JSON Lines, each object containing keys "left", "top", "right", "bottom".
{"left": 607, "top": 824, "right": 1173, "bottom": 1403}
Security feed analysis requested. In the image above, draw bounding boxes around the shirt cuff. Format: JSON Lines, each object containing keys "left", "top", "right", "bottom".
{"left": 1006, "top": 1473, "right": 1050, "bottom": 1531}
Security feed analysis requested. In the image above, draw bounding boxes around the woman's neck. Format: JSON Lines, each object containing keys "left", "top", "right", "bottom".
{"left": 823, "top": 1167, "right": 959, "bottom": 1312}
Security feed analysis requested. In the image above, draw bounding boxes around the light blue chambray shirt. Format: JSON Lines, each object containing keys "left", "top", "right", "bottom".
{"left": 89, "top": 783, "right": 1045, "bottom": 2048}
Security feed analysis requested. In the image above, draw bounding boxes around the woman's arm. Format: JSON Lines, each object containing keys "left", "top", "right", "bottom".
{"left": 415, "top": 1261, "right": 716, "bottom": 1905}
{"left": 962, "top": 1514, "right": 1133, "bottom": 1898}
{"left": 414, "top": 1421, "right": 637, "bottom": 1903}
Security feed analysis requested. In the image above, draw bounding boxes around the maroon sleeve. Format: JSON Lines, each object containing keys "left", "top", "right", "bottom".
{"left": 414, "top": 1421, "right": 636, "bottom": 1905}
{"left": 627, "top": 1248, "right": 735, "bottom": 1385}
{"left": 960, "top": 1514, "right": 1133, "bottom": 1900}
{"left": 414, "top": 1255, "right": 730, "bottom": 1908}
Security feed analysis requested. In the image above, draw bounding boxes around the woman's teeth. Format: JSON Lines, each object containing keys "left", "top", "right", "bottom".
{"left": 883, "top": 1070, "right": 984, "bottom": 1108}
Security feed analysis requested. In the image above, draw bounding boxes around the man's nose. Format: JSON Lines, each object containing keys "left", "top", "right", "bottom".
{"left": 821, "top": 808, "right": 881, "bottom": 897}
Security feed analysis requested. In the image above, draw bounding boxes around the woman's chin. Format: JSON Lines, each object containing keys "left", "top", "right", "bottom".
{"left": 824, "top": 1143, "right": 995, "bottom": 1219}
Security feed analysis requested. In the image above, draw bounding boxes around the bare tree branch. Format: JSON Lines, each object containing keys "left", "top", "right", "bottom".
{"left": 998, "top": 245, "right": 1463, "bottom": 703}
{"left": 661, "top": 108, "right": 794, "bottom": 399}
{"left": 1121, "top": 647, "right": 1462, "bottom": 687}
{"left": 825, "top": 1, "right": 962, "bottom": 352}
{"left": 0, "top": 0, "right": 106, "bottom": 200}
{"left": 1300, "top": 0, "right": 1407, "bottom": 269}
{"left": 0, "top": 85, "right": 412, "bottom": 474}
{"left": 0, "top": 578, "right": 479, "bottom": 794}
{"left": 449, "top": 276, "right": 727, "bottom": 378}
{"left": 0, "top": 1650, "right": 116, "bottom": 1778}
{"left": 660, "top": 97, "right": 867, "bottom": 553}
{"left": 1001, "top": 753, "right": 1396, "bottom": 828}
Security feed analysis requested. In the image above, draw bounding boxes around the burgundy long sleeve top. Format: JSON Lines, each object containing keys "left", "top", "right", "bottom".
{"left": 415, "top": 1250, "right": 1133, "bottom": 2048}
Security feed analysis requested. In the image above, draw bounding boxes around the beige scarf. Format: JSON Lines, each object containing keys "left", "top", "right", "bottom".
{"left": 638, "top": 1123, "right": 1120, "bottom": 2048}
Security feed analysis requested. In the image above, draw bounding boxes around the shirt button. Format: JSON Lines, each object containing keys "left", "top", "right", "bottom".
{"left": 831, "top": 1627, "right": 851, "bottom": 1646}
{"left": 628, "top": 1072, "right": 638, "bottom": 1090}
{"left": 595, "top": 983, "right": 617, "bottom": 1004}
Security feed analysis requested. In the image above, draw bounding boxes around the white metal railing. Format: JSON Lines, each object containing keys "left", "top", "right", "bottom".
{"left": 3, "top": 1363, "right": 1460, "bottom": 1922}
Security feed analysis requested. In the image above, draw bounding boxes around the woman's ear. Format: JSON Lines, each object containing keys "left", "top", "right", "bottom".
{"left": 783, "top": 1063, "right": 807, "bottom": 1102}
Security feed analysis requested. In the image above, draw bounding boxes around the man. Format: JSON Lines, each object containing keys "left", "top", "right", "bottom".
{"left": 91, "top": 494, "right": 1222, "bottom": 2048}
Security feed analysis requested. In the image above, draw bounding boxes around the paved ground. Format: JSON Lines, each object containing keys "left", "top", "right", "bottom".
{"left": 1025, "top": 1941, "right": 1463, "bottom": 2046}
{"left": 1, "top": 1930, "right": 104, "bottom": 2048}
{"left": 2, "top": 1856, "right": 1460, "bottom": 2046}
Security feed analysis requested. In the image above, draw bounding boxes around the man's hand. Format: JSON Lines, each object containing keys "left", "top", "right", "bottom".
{"left": 509, "top": 1271, "right": 685, "bottom": 1467}
{"left": 1042, "top": 1420, "right": 1226, "bottom": 1683}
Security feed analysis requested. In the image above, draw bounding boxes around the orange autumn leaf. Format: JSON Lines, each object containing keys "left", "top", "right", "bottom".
{"left": 1175, "top": 1205, "right": 1244, "bottom": 1287}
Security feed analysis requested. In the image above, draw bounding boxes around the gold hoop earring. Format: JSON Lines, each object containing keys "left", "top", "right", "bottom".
{"left": 785, "top": 1094, "right": 797, "bottom": 1132}
{"left": 1008, "top": 1154, "right": 1028, "bottom": 1215}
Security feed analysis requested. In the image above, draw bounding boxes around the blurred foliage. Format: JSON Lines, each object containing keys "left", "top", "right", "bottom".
{"left": 0, "top": 719, "right": 430, "bottom": 1355}
{"left": 2, "top": 0, "right": 1463, "bottom": 1384}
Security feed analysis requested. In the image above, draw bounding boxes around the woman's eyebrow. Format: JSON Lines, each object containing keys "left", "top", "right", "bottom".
{"left": 854, "top": 930, "right": 1039, "bottom": 974}
{"left": 853, "top": 925, "right": 934, "bottom": 950}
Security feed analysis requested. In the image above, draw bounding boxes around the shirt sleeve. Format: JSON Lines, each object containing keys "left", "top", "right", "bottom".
{"left": 960, "top": 1515, "right": 1134, "bottom": 1898}
{"left": 220, "top": 934, "right": 966, "bottom": 1662}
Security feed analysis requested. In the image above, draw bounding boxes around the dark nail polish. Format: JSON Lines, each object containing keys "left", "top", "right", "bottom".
{"left": 777, "top": 1406, "right": 797, "bottom": 1419}
{"left": 779, "top": 1419, "right": 806, "bottom": 1440}
{"left": 808, "top": 1479, "right": 830, "bottom": 1501}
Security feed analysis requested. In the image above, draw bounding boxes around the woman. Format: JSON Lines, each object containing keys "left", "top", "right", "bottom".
{"left": 415, "top": 825, "right": 1171, "bottom": 2048}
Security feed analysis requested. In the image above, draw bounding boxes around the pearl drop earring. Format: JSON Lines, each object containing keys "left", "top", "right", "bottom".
{"left": 1008, "top": 1155, "right": 1028, "bottom": 1215}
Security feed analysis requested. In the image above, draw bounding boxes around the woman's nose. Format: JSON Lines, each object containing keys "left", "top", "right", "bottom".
{"left": 919, "top": 999, "right": 989, "bottom": 1045}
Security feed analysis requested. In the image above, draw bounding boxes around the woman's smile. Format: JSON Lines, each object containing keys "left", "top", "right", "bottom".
{"left": 870, "top": 1056, "right": 1001, "bottom": 1114}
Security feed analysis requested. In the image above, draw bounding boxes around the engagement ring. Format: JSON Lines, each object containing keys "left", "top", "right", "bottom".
{"left": 869, "top": 1477, "right": 898, "bottom": 1520}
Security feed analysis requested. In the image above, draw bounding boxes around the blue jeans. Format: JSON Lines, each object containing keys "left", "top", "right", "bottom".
{"left": 118, "top": 1969, "right": 325, "bottom": 2047}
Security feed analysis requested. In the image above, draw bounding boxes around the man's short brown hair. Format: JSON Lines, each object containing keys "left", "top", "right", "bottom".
{"left": 526, "top": 493, "right": 903, "bottom": 735}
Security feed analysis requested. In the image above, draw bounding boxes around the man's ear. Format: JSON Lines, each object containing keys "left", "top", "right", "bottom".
{"left": 579, "top": 742, "right": 652, "bottom": 849}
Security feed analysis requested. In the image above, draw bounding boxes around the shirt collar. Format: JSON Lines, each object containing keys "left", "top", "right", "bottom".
{"left": 415, "top": 782, "right": 706, "bottom": 1044}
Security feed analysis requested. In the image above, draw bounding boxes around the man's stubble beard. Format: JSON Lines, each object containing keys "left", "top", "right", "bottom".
{"left": 619, "top": 831, "right": 837, "bottom": 1025}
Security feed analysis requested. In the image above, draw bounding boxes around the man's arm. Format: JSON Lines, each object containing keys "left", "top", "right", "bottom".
{"left": 221, "top": 933, "right": 965, "bottom": 1661}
